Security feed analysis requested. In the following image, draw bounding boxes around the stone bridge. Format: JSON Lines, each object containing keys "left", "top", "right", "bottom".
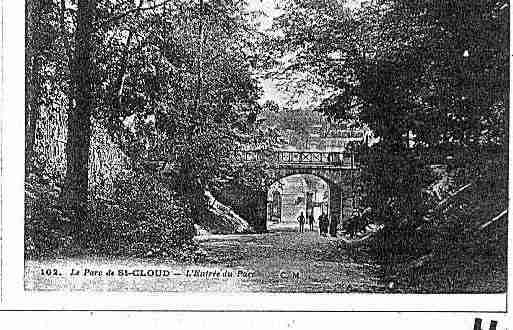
{"left": 241, "top": 150, "right": 361, "bottom": 226}
{"left": 148, "top": 150, "right": 361, "bottom": 232}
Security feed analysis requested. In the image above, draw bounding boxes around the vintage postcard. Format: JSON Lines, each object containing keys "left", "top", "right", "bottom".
{"left": 1, "top": 0, "right": 510, "bottom": 311}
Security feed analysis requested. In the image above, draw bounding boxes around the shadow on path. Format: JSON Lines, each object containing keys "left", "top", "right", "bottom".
{"left": 195, "top": 225, "right": 386, "bottom": 293}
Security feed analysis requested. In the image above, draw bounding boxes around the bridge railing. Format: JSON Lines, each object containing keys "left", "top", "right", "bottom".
{"left": 151, "top": 151, "right": 359, "bottom": 172}
{"left": 240, "top": 150, "right": 358, "bottom": 168}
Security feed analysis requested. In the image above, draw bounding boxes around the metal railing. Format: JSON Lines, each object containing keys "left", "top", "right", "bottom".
{"left": 240, "top": 150, "right": 358, "bottom": 168}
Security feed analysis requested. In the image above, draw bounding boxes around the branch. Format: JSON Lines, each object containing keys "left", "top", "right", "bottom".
{"left": 191, "top": 0, "right": 205, "bottom": 135}
{"left": 111, "top": 0, "right": 144, "bottom": 118}
{"left": 432, "top": 182, "right": 473, "bottom": 212}
{"left": 416, "top": 182, "right": 474, "bottom": 231}
{"left": 399, "top": 210, "right": 507, "bottom": 277}
{"left": 479, "top": 209, "right": 507, "bottom": 231}
{"left": 97, "top": 0, "right": 175, "bottom": 29}
{"left": 59, "top": 0, "right": 74, "bottom": 76}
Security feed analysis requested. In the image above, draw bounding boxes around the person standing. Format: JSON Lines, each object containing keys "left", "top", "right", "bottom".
{"left": 329, "top": 214, "right": 339, "bottom": 237}
{"left": 297, "top": 212, "right": 305, "bottom": 233}
{"left": 308, "top": 213, "right": 315, "bottom": 231}
{"left": 323, "top": 212, "right": 329, "bottom": 236}
{"left": 319, "top": 212, "right": 327, "bottom": 236}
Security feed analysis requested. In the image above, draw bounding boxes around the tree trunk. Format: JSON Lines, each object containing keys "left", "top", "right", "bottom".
{"left": 25, "top": 0, "right": 45, "bottom": 176}
{"left": 63, "top": 0, "right": 95, "bottom": 221}
{"left": 59, "top": 0, "right": 74, "bottom": 90}
{"left": 111, "top": 0, "right": 144, "bottom": 119}
{"left": 192, "top": 0, "right": 204, "bottom": 130}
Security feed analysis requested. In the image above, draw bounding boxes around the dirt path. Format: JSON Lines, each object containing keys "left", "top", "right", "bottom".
{"left": 25, "top": 225, "right": 386, "bottom": 293}
{"left": 195, "top": 224, "right": 386, "bottom": 293}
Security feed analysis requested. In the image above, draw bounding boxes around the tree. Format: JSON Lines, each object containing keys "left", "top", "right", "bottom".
{"left": 89, "top": 0, "right": 272, "bottom": 218}
{"left": 271, "top": 0, "right": 508, "bottom": 253}
{"left": 62, "top": 0, "right": 95, "bottom": 221}
{"left": 273, "top": 0, "right": 508, "bottom": 152}
{"left": 26, "top": 0, "right": 294, "bottom": 231}
{"left": 25, "top": 0, "right": 55, "bottom": 175}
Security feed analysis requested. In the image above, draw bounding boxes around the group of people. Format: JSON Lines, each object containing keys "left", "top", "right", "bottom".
{"left": 296, "top": 211, "right": 338, "bottom": 237}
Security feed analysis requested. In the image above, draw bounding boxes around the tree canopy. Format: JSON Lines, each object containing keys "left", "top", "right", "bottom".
{"left": 272, "top": 0, "right": 508, "bottom": 152}
{"left": 270, "top": 0, "right": 509, "bottom": 244}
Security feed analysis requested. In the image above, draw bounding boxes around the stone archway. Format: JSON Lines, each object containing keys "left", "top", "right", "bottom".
{"left": 219, "top": 167, "right": 360, "bottom": 234}
{"left": 232, "top": 150, "right": 362, "bottom": 233}
{"left": 269, "top": 168, "right": 359, "bottom": 226}
{"left": 265, "top": 173, "right": 335, "bottom": 230}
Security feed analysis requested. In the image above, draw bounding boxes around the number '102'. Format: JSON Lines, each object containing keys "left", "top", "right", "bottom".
{"left": 40, "top": 268, "right": 59, "bottom": 276}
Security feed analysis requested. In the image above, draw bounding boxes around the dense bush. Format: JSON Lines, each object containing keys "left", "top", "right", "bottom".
{"left": 358, "top": 143, "right": 435, "bottom": 261}
{"left": 390, "top": 167, "right": 508, "bottom": 292}
{"left": 367, "top": 149, "right": 508, "bottom": 269}
{"left": 341, "top": 208, "right": 373, "bottom": 238}
{"left": 25, "top": 183, "right": 76, "bottom": 258}
{"left": 25, "top": 172, "right": 198, "bottom": 260}
{"left": 367, "top": 226, "right": 433, "bottom": 264}
{"left": 360, "top": 143, "right": 435, "bottom": 225}
{"left": 86, "top": 172, "right": 197, "bottom": 258}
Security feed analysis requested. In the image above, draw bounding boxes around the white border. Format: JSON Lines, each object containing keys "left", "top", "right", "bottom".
{"left": 0, "top": 312, "right": 509, "bottom": 330}
{"left": 2, "top": 292, "right": 508, "bottom": 311}
{"left": 0, "top": 0, "right": 510, "bottom": 312}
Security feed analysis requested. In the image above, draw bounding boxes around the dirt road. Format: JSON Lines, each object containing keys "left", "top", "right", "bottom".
{"left": 25, "top": 225, "right": 386, "bottom": 293}
{"left": 196, "top": 225, "right": 385, "bottom": 293}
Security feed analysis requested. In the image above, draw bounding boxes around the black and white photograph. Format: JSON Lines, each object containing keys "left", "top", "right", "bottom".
{"left": 21, "top": 0, "right": 508, "bottom": 298}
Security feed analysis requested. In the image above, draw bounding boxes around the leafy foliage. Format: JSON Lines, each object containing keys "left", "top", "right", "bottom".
{"left": 261, "top": 104, "right": 327, "bottom": 148}
{"left": 25, "top": 180, "right": 76, "bottom": 258}
{"left": 91, "top": 1, "right": 267, "bottom": 197}
{"left": 25, "top": 0, "right": 279, "bottom": 255}
{"left": 274, "top": 0, "right": 508, "bottom": 148}
{"left": 87, "top": 172, "right": 197, "bottom": 258}
{"left": 25, "top": 171, "right": 198, "bottom": 260}
{"left": 271, "top": 0, "right": 508, "bottom": 258}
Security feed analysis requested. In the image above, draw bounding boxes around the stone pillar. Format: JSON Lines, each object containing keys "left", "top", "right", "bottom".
{"left": 253, "top": 191, "right": 269, "bottom": 233}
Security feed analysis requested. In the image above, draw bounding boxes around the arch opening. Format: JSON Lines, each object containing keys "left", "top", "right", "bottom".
{"left": 267, "top": 174, "right": 330, "bottom": 231}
